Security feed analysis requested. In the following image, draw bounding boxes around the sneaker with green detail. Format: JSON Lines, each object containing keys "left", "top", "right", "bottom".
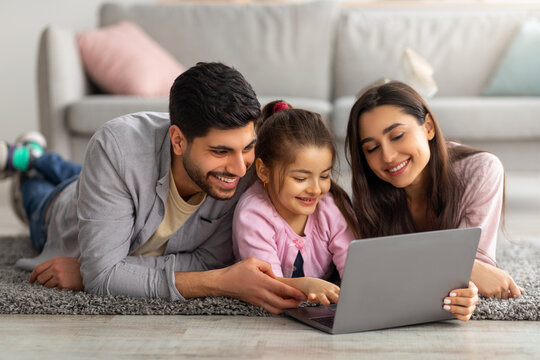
{"left": 0, "top": 131, "right": 46, "bottom": 179}
{"left": 1, "top": 132, "right": 47, "bottom": 224}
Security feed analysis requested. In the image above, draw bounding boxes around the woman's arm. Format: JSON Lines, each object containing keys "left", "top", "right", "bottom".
{"left": 458, "top": 152, "right": 523, "bottom": 298}
{"left": 277, "top": 277, "right": 340, "bottom": 306}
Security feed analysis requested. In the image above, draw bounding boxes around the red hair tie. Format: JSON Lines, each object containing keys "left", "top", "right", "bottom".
{"left": 272, "top": 101, "right": 290, "bottom": 114}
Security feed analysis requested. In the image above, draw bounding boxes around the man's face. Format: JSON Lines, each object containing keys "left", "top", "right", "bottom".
{"left": 180, "top": 123, "right": 256, "bottom": 200}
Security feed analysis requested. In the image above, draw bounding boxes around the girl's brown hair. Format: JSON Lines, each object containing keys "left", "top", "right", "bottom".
{"left": 256, "top": 100, "right": 359, "bottom": 237}
{"left": 345, "top": 81, "right": 503, "bottom": 237}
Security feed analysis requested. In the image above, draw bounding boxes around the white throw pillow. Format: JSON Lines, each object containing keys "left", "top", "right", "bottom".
{"left": 401, "top": 47, "right": 438, "bottom": 99}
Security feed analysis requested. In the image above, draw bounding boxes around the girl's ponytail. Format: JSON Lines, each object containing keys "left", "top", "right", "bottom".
{"left": 258, "top": 100, "right": 293, "bottom": 129}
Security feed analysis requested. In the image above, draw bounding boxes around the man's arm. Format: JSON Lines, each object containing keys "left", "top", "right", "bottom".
{"left": 175, "top": 257, "right": 306, "bottom": 314}
{"left": 29, "top": 256, "right": 306, "bottom": 314}
{"left": 25, "top": 252, "right": 307, "bottom": 310}
{"left": 75, "top": 123, "right": 183, "bottom": 299}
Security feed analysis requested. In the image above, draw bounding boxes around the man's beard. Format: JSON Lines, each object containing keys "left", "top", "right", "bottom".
{"left": 182, "top": 152, "right": 238, "bottom": 200}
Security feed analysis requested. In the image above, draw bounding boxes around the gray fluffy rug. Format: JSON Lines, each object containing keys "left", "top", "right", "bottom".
{"left": 0, "top": 235, "right": 538, "bottom": 319}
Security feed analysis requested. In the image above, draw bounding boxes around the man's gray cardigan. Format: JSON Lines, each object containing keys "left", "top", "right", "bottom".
{"left": 16, "top": 112, "right": 249, "bottom": 300}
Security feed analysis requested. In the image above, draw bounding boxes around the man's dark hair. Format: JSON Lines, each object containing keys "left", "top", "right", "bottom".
{"left": 169, "top": 62, "right": 261, "bottom": 141}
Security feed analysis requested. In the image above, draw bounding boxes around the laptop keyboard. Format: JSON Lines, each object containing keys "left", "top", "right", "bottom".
{"left": 311, "top": 315, "right": 335, "bottom": 328}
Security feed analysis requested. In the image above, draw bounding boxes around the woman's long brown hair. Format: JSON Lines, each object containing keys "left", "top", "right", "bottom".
{"left": 345, "top": 81, "right": 499, "bottom": 237}
{"left": 257, "top": 100, "right": 360, "bottom": 237}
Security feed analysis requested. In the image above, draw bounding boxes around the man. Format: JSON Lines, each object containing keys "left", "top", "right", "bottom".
{"left": 2, "top": 62, "right": 306, "bottom": 314}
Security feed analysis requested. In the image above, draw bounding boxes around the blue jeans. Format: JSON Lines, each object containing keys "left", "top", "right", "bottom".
{"left": 20, "top": 153, "right": 81, "bottom": 252}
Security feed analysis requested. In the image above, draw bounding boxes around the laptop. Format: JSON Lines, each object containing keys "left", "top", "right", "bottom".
{"left": 285, "top": 227, "right": 481, "bottom": 334}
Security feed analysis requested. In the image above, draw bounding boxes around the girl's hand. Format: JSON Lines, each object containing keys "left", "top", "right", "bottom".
{"left": 471, "top": 260, "right": 524, "bottom": 299}
{"left": 443, "top": 281, "right": 479, "bottom": 322}
{"left": 278, "top": 277, "right": 340, "bottom": 306}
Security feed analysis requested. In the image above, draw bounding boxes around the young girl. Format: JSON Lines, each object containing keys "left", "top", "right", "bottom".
{"left": 233, "top": 101, "right": 359, "bottom": 306}
{"left": 346, "top": 81, "right": 523, "bottom": 307}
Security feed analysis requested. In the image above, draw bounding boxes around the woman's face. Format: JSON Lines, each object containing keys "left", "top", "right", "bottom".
{"left": 358, "top": 105, "right": 434, "bottom": 191}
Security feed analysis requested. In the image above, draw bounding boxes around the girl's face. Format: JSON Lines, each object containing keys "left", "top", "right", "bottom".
{"left": 358, "top": 105, "right": 434, "bottom": 191}
{"left": 257, "top": 146, "right": 333, "bottom": 226}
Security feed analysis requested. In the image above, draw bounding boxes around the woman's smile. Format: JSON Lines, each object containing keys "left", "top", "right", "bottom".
{"left": 386, "top": 158, "right": 410, "bottom": 175}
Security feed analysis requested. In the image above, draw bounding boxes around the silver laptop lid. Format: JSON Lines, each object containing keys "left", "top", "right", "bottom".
{"left": 332, "top": 227, "right": 481, "bottom": 334}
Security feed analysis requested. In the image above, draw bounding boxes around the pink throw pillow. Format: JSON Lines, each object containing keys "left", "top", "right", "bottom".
{"left": 77, "top": 21, "right": 185, "bottom": 97}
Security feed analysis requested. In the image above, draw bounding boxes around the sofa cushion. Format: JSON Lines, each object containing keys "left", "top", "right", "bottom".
{"left": 483, "top": 18, "right": 540, "bottom": 96}
{"left": 429, "top": 97, "right": 540, "bottom": 141}
{"left": 77, "top": 21, "right": 185, "bottom": 97}
{"left": 66, "top": 96, "right": 169, "bottom": 136}
{"left": 66, "top": 96, "right": 332, "bottom": 137}
{"left": 99, "top": 1, "right": 337, "bottom": 101}
{"left": 333, "top": 9, "right": 540, "bottom": 99}
{"left": 332, "top": 96, "right": 540, "bottom": 142}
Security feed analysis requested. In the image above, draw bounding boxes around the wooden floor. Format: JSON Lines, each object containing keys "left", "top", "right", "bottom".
{"left": 0, "top": 315, "right": 538, "bottom": 359}
{"left": 0, "top": 172, "right": 539, "bottom": 359}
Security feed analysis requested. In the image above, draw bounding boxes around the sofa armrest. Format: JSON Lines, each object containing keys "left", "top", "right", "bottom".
{"left": 37, "top": 25, "right": 90, "bottom": 159}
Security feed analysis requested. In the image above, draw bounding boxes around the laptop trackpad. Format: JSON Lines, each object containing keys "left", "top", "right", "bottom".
{"left": 286, "top": 305, "right": 337, "bottom": 332}
{"left": 298, "top": 304, "right": 336, "bottom": 318}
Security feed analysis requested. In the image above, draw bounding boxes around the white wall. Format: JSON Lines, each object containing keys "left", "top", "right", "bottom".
{"left": 0, "top": 0, "right": 156, "bottom": 143}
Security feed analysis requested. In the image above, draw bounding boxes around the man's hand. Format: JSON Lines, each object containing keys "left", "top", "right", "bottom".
{"left": 277, "top": 277, "right": 340, "bottom": 306}
{"left": 175, "top": 257, "right": 307, "bottom": 314}
{"left": 29, "top": 257, "right": 83, "bottom": 291}
{"left": 471, "top": 260, "right": 524, "bottom": 299}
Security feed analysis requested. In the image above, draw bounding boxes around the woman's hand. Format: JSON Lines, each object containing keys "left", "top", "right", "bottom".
{"left": 471, "top": 260, "right": 524, "bottom": 299}
{"left": 443, "top": 281, "right": 479, "bottom": 322}
{"left": 278, "top": 277, "right": 340, "bottom": 306}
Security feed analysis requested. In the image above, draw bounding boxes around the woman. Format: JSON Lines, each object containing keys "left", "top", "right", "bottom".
{"left": 345, "top": 81, "right": 523, "bottom": 307}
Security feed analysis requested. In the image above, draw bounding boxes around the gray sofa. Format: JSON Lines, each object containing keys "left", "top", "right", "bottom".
{"left": 38, "top": 1, "right": 540, "bottom": 170}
